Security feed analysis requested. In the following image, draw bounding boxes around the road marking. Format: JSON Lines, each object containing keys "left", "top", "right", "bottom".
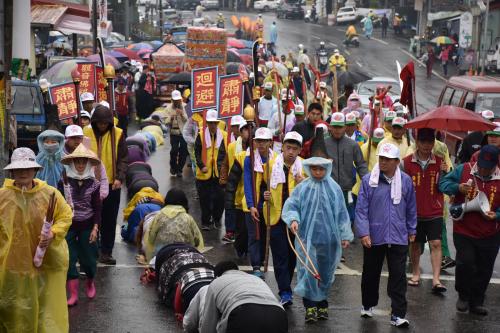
{"left": 337, "top": 28, "right": 344, "bottom": 32}
{"left": 329, "top": 42, "right": 337, "bottom": 47}
{"left": 356, "top": 61, "right": 363, "bottom": 67}
{"left": 399, "top": 49, "right": 447, "bottom": 81}
{"left": 312, "top": 35, "right": 321, "bottom": 40}
{"left": 371, "top": 37, "right": 389, "bottom": 45}
{"left": 344, "top": 49, "right": 351, "bottom": 56}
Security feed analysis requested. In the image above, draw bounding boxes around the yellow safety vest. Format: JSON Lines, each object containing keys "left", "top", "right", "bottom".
{"left": 84, "top": 126, "right": 122, "bottom": 184}
{"left": 195, "top": 129, "right": 228, "bottom": 180}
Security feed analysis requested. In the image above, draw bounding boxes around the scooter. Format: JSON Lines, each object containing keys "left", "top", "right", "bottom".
{"left": 317, "top": 47, "right": 329, "bottom": 73}
{"left": 343, "top": 34, "right": 359, "bottom": 47}
{"left": 304, "top": 9, "right": 318, "bottom": 23}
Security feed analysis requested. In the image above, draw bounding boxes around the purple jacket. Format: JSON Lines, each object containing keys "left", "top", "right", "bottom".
{"left": 355, "top": 172, "right": 417, "bottom": 246}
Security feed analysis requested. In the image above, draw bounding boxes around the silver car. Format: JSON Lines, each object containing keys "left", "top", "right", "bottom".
{"left": 356, "top": 77, "right": 401, "bottom": 108}
{"left": 200, "top": 0, "right": 219, "bottom": 10}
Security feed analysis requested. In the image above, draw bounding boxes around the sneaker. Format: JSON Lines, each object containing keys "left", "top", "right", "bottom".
{"left": 469, "top": 305, "right": 489, "bottom": 316}
{"left": 341, "top": 256, "right": 346, "bottom": 263}
{"left": 317, "top": 307, "right": 328, "bottom": 320}
{"left": 305, "top": 307, "right": 318, "bottom": 323}
{"left": 360, "top": 306, "right": 374, "bottom": 318}
{"left": 251, "top": 269, "right": 264, "bottom": 280}
{"left": 170, "top": 171, "right": 177, "bottom": 177}
{"left": 99, "top": 254, "right": 116, "bottom": 265}
{"left": 176, "top": 172, "right": 183, "bottom": 178}
{"left": 441, "top": 256, "right": 456, "bottom": 269}
{"left": 222, "top": 232, "right": 235, "bottom": 244}
{"left": 201, "top": 225, "right": 211, "bottom": 231}
{"left": 456, "top": 298, "right": 469, "bottom": 312}
{"left": 390, "top": 315, "right": 409, "bottom": 328}
{"left": 279, "top": 292, "right": 293, "bottom": 307}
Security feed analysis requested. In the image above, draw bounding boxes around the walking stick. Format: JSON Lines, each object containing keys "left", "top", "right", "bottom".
{"left": 286, "top": 228, "right": 321, "bottom": 282}
{"left": 34, "top": 192, "right": 57, "bottom": 268}
{"left": 263, "top": 150, "right": 272, "bottom": 272}
{"left": 300, "top": 66, "right": 308, "bottom": 107}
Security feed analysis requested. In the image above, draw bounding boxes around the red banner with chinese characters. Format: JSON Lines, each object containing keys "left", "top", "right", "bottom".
{"left": 191, "top": 67, "right": 218, "bottom": 111}
{"left": 96, "top": 66, "right": 107, "bottom": 103}
{"left": 218, "top": 74, "right": 243, "bottom": 119}
{"left": 49, "top": 83, "right": 78, "bottom": 120}
{"left": 77, "top": 62, "right": 96, "bottom": 96}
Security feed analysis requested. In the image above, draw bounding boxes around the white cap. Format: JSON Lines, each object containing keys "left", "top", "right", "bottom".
{"left": 330, "top": 112, "right": 345, "bottom": 126}
{"left": 345, "top": 112, "right": 357, "bottom": 125}
{"left": 392, "top": 117, "right": 406, "bottom": 127}
{"left": 385, "top": 110, "right": 397, "bottom": 121}
{"left": 206, "top": 109, "right": 219, "bottom": 122}
{"left": 171, "top": 90, "right": 182, "bottom": 100}
{"left": 292, "top": 67, "right": 300, "bottom": 73}
{"left": 264, "top": 82, "right": 273, "bottom": 90}
{"left": 315, "top": 123, "right": 328, "bottom": 132}
{"left": 81, "top": 92, "right": 94, "bottom": 102}
{"left": 254, "top": 127, "right": 273, "bottom": 140}
{"left": 65, "top": 125, "right": 84, "bottom": 138}
{"left": 482, "top": 110, "right": 495, "bottom": 120}
{"left": 239, "top": 120, "right": 248, "bottom": 130}
{"left": 230, "top": 115, "right": 244, "bottom": 126}
{"left": 333, "top": 49, "right": 340, "bottom": 55}
{"left": 80, "top": 110, "right": 91, "bottom": 119}
{"left": 294, "top": 104, "right": 304, "bottom": 115}
{"left": 283, "top": 131, "right": 303, "bottom": 145}
{"left": 298, "top": 44, "right": 304, "bottom": 49}
{"left": 100, "top": 100, "right": 110, "bottom": 109}
{"left": 319, "top": 81, "right": 327, "bottom": 88}
{"left": 352, "top": 110, "right": 361, "bottom": 119}
{"left": 373, "top": 127, "right": 385, "bottom": 141}
{"left": 377, "top": 143, "right": 400, "bottom": 159}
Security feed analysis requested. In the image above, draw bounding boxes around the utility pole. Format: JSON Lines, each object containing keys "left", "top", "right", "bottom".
{"left": 92, "top": 0, "right": 98, "bottom": 54}
{"left": 159, "top": 0, "right": 163, "bottom": 38}
{"left": 480, "top": 0, "right": 490, "bottom": 74}
{"left": 1, "top": 0, "right": 13, "bottom": 179}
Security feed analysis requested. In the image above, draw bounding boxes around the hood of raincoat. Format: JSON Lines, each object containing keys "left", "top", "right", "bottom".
{"left": 160, "top": 204, "right": 187, "bottom": 219}
{"left": 36, "top": 130, "right": 65, "bottom": 187}
{"left": 91, "top": 104, "right": 114, "bottom": 132}
{"left": 302, "top": 157, "right": 333, "bottom": 181}
{"left": 3, "top": 177, "right": 46, "bottom": 193}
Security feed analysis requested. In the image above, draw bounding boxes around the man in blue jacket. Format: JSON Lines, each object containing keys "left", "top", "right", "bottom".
{"left": 355, "top": 142, "right": 417, "bottom": 328}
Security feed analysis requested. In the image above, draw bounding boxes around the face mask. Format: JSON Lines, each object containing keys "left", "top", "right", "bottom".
{"left": 43, "top": 142, "right": 60, "bottom": 155}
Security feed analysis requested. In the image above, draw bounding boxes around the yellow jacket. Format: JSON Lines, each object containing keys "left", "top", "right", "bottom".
{"left": 377, "top": 135, "right": 411, "bottom": 159}
{"left": 328, "top": 54, "right": 347, "bottom": 72}
{"left": 0, "top": 179, "right": 72, "bottom": 333}
{"left": 405, "top": 139, "right": 453, "bottom": 168}
{"left": 346, "top": 25, "right": 357, "bottom": 37}
{"left": 352, "top": 142, "right": 379, "bottom": 195}
{"left": 194, "top": 128, "right": 228, "bottom": 180}
{"left": 123, "top": 187, "right": 165, "bottom": 221}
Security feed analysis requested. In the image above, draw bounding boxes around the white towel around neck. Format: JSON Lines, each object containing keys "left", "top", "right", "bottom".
{"left": 369, "top": 163, "right": 402, "bottom": 205}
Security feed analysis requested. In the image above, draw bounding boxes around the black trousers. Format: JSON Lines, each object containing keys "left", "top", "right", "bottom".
{"left": 454, "top": 232, "right": 500, "bottom": 306}
{"left": 226, "top": 304, "right": 288, "bottom": 333}
{"left": 170, "top": 134, "right": 188, "bottom": 174}
{"left": 233, "top": 209, "right": 248, "bottom": 256}
{"left": 117, "top": 115, "right": 128, "bottom": 136}
{"left": 361, "top": 244, "right": 408, "bottom": 318}
{"left": 196, "top": 178, "right": 225, "bottom": 226}
{"left": 100, "top": 186, "right": 121, "bottom": 255}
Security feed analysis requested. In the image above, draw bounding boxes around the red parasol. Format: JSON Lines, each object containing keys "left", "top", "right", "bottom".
{"left": 404, "top": 105, "right": 497, "bottom": 132}
{"left": 113, "top": 48, "right": 141, "bottom": 61}
{"left": 228, "top": 38, "right": 246, "bottom": 49}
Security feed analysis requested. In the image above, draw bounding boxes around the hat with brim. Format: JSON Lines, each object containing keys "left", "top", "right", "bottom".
{"left": 61, "top": 143, "right": 100, "bottom": 166}
{"left": 206, "top": 109, "right": 219, "bottom": 122}
{"left": 372, "top": 128, "right": 385, "bottom": 143}
{"left": 330, "top": 112, "right": 345, "bottom": 127}
{"left": 391, "top": 117, "right": 406, "bottom": 128}
{"left": 486, "top": 122, "right": 500, "bottom": 136}
{"left": 478, "top": 145, "right": 499, "bottom": 169}
{"left": 377, "top": 143, "right": 400, "bottom": 159}
{"left": 4, "top": 147, "right": 43, "bottom": 170}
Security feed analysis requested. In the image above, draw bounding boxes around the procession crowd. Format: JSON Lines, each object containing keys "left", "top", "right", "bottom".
{"left": 2, "top": 20, "right": 500, "bottom": 333}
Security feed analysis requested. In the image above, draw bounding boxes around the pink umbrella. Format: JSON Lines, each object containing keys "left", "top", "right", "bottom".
{"left": 228, "top": 38, "right": 246, "bottom": 49}
{"left": 86, "top": 54, "right": 121, "bottom": 69}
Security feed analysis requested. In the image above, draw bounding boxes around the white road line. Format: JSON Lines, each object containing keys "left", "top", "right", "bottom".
{"left": 344, "top": 49, "right": 351, "bottom": 56}
{"left": 329, "top": 42, "right": 337, "bottom": 47}
{"left": 356, "top": 61, "right": 363, "bottom": 67}
{"left": 399, "top": 49, "right": 447, "bottom": 81}
{"left": 371, "top": 37, "right": 389, "bottom": 45}
{"left": 312, "top": 35, "right": 320, "bottom": 40}
{"left": 336, "top": 28, "right": 344, "bottom": 32}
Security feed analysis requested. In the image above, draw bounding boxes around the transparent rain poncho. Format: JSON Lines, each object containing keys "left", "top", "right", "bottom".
{"left": 0, "top": 179, "right": 73, "bottom": 333}
{"left": 282, "top": 157, "right": 354, "bottom": 301}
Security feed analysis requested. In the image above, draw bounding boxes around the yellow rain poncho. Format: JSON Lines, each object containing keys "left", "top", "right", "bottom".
{"left": 0, "top": 179, "right": 72, "bottom": 333}
{"left": 122, "top": 187, "right": 165, "bottom": 221}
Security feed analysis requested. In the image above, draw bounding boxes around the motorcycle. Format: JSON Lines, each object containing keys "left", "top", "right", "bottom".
{"left": 317, "top": 48, "right": 329, "bottom": 73}
{"left": 216, "top": 20, "right": 225, "bottom": 29}
{"left": 343, "top": 34, "right": 359, "bottom": 47}
{"left": 304, "top": 9, "right": 318, "bottom": 23}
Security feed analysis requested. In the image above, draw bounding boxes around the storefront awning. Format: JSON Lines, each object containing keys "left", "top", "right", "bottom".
{"left": 55, "top": 13, "right": 91, "bottom": 36}
{"left": 31, "top": 2, "right": 91, "bottom": 35}
{"left": 428, "top": 11, "right": 463, "bottom": 22}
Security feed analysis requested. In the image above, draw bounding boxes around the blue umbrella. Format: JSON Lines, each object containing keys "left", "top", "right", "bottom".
{"left": 149, "top": 40, "right": 163, "bottom": 49}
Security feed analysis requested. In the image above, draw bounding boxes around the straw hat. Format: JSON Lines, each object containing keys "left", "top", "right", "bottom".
{"left": 61, "top": 143, "right": 100, "bottom": 166}
{"left": 4, "top": 148, "right": 42, "bottom": 170}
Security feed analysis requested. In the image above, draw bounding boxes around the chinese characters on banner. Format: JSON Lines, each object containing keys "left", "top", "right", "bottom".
{"left": 77, "top": 62, "right": 96, "bottom": 96}
{"left": 96, "top": 66, "right": 107, "bottom": 103}
{"left": 218, "top": 74, "right": 243, "bottom": 119}
{"left": 49, "top": 83, "right": 78, "bottom": 120}
{"left": 191, "top": 67, "right": 218, "bottom": 111}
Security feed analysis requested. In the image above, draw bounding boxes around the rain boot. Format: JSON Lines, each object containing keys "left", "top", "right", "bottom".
{"left": 67, "top": 279, "right": 79, "bottom": 306}
{"left": 86, "top": 278, "right": 96, "bottom": 299}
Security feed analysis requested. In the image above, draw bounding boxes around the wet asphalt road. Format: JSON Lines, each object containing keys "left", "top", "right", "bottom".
{"left": 68, "top": 10, "right": 500, "bottom": 333}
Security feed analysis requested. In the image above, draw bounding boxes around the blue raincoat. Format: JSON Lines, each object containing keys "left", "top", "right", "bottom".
{"left": 36, "top": 130, "right": 65, "bottom": 187}
{"left": 282, "top": 157, "right": 353, "bottom": 301}
{"left": 363, "top": 17, "right": 373, "bottom": 38}
{"left": 269, "top": 24, "right": 278, "bottom": 44}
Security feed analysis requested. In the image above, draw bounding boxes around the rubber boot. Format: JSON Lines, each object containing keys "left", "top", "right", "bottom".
{"left": 67, "top": 279, "right": 79, "bottom": 306}
{"left": 86, "top": 278, "right": 96, "bottom": 299}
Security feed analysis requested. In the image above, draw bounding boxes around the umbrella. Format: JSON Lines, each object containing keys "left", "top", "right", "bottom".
{"left": 128, "top": 42, "right": 154, "bottom": 51}
{"left": 149, "top": 40, "right": 163, "bottom": 49}
{"left": 40, "top": 59, "right": 90, "bottom": 85}
{"left": 105, "top": 50, "right": 129, "bottom": 62}
{"left": 161, "top": 72, "right": 191, "bottom": 84}
{"left": 140, "top": 52, "right": 152, "bottom": 60}
{"left": 86, "top": 54, "right": 122, "bottom": 69}
{"left": 405, "top": 106, "right": 496, "bottom": 132}
{"left": 431, "top": 36, "right": 456, "bottom": 45}
{"left": 113, "top": 48, "right": 141, "bottom": 61}
{"left": 226, "top": 62, "right": 247, "bottom": 75}
{"left": 239, "top": 54, "right": 253, "bottom": 66}
{"left": 336, "top": 70, "right": 372, "bottom": 87}
{"left": 236, "top": 48, "right": 253, "bottom": 55}
{"left": 228, "top": 38, "right": 246, "bottom": 49}
{"left": 265, "top": 61, "right": 288, "bottom": 78}
{"left": 227, "top": 50, "right": 242, "bottom": 63}
{"left": 137, "top": 48, "right": 151, "bottom": 57}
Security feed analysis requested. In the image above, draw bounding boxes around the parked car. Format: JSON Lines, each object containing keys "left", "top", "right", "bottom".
{"left": 336, "top": 6, "right": 357, "bottom": 24}
{"left": 486, "top": 37, "right": 500, "bottom": 73}
{"left": 254, "top": 0, "right": 279, "bottom": 11}
{"left": 356, "top": 77, "right": 401, "bottom": 108}
{"left": 276, "top": 2, "right": 304, "bottom": 19}
{"left": 200, "top": 0, "right": 219, "bottom": 10}
{"left": 175, "top": 0, "right": 200, "bottom": 11}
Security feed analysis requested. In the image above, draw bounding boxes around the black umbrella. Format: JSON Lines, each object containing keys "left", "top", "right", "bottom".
{"left": 161, "top": 71, "right": 191, "bottom": 84}
{"left": 227, "top": 50, "right": 242, "bottom": 63}
{"left": 336, "top": 70, "right": 372, "bottom": 87}
{"left": 226, "top": 62, "right": 248, "bottom": 75}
